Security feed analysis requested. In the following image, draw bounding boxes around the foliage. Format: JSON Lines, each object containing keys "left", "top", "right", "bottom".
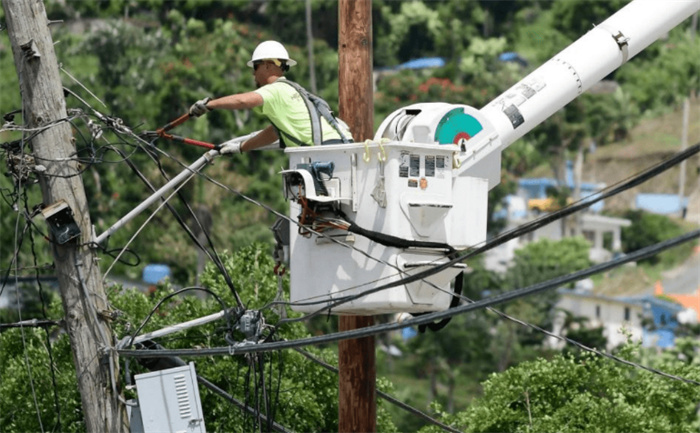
{"left": 507, "top": 237, "right": 592, "bottom": 289}
{"left": 421, "top": 339, "right": 700, "bottom": 433}
{"left": 621, "top": 210, "right": 692, "bottom": 266}
{"left": 373, "top": 0, "right": 484, "bottom": 67}
{"left": 549, "top": 0, "right": 629, "bottom": 41}
{"left": 2, "top": 2, "right": 699, "bottom": 430}
{"left": 0, "top": 244, "right": 397, "bottom": 432}
{"left": 616, "top": 31, "right": 700, "bottom": 114}
{"left": 398, "top": 236, "right": 592, "bottom": 426}
{"left": 557, "top": 311, "right": 608, "bottom": 355}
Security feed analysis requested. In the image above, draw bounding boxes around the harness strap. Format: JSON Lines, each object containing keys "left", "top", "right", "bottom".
{"left": 275, "top": 78, "right": 351, "bottom": 145}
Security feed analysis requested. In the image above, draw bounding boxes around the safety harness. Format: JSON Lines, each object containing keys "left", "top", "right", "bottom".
{"left": 271, "top": 78, "right": 352, "bottom": 147}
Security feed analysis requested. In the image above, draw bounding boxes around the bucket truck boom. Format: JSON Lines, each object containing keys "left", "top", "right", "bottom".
{"left": 282, "top": 0, "right": 699, "bottom": 315}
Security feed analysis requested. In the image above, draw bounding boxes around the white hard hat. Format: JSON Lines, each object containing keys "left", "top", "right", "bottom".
{"left": 247, "top": 40, "right": 297, "bottom": 68}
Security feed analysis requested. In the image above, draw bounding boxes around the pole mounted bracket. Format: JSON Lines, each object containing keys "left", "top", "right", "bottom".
{"left": 20, "top": 39, "right": 41, "bottom": 61}
{"left": 41, "top": 199, "right": 81, "bottom": 244}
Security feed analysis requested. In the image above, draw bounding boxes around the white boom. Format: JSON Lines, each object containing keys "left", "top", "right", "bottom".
{"left": 283, "top": 0, "right": 699, "bottom": 315}
{"left": 477, "top": 0, "right": 699, "bottom": 162}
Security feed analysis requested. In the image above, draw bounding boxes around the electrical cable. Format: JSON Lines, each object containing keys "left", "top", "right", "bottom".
{"left": 94, "top": 124, "right": 246, "bottom": 310}
{"left": 125, "top": 287, "right": 233, "bottom": 349}
{"left": 276, "top": 141, "right": 700, "bottom": 321}
{"left": 198, "top": 372, "right": 290, "bottom": 433}
{"left": 0, "top": 319, "right": 62, "bottom": 330}
{"left": 117, "top": 229, "right": 700, "bottom": 387}
{"left": 108, "top": 144, "right": 244, "bottom": 309}
{"left": 100, "top": 165, "right": 198, "bottom": 282}
{"left": 294, "top": 348, "right": 464, "bottom": 433}
{"left": 24, "top": 196, "right": 63, "bottom": 432}
{"left": 8, "top": 131, "right": 45, "bottom": 433}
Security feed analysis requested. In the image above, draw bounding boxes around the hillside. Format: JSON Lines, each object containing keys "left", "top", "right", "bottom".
{"left": 586, "top": 98, "right": 700, "bottom": 216}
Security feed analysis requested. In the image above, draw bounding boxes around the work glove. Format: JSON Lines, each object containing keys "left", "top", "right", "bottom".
{"left": 219, "top": 137, "right": 244, "bottom": 154}
{"left": 189, "top": 97, "right": 212, "bottom": 117}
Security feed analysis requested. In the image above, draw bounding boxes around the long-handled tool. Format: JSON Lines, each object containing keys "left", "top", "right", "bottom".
{"left": 140, "top": 113, "right": 220, "bottom": 150}
{"left": 96, "top": 115, "right": 260, "bottom": 246}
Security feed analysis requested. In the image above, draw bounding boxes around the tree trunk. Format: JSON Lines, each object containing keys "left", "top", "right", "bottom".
{"left": 2, "top": 1, "right": 128, "bottom": 431}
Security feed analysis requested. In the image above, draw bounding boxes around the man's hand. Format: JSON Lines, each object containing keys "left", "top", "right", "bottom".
{"left": 219, "top": 139, "right": 243, "bottom": 154}
{"left": 189, "top": 97, "right": 212, "bottom": 117}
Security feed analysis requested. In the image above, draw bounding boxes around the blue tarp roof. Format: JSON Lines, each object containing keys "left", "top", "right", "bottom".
{"left": 518, "top": 177, "right": 603, "bottom": 191}
{"left": 499, "top": 52, "right": 528, "bottom": 66}
{"left": 143, "top": 264, "right": 171, "bottom": 284}
{"left": 397, "top": 57, "right": 446, "bottom": 70}
{"left": 635, "top": 193, "right": 689, "bottom": 214}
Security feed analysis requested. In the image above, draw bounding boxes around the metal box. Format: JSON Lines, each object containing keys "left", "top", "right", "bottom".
{"left": 134, "top": 363, "right": 206, "bottom": 433}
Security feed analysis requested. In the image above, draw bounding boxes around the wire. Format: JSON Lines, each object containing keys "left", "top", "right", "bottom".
{"left": 294, "top": 348, "right": 464, "bottom": 433}
{"left": 197, "top": 373, "right": 291, "bottom": 433}
{"left": 277, "top": 141, "right": 700, "bottom": 321}
{"left": 0, "top": 319, "right": 62, "bottom": 330}
{"left": 125, "top": 287, "right": 232, "bottom": 349}
{"left": 122, "top": 143, "right": 245, "bottom": 310}
{"left": 117, "top": 229, "right": 700, "bottom": 387}
{"left": 100, "top": 168, "right": 197, "bottom": 281}
{"left": 9, "top": 132, "right": 45, "bottom": 433}
{"left": 24, "top": 198, "right": 63, "bottom": 432}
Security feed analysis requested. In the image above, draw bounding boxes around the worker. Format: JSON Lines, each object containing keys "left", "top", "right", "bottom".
{"left": 189, "top": 40, "right": 353, "bottom": 154}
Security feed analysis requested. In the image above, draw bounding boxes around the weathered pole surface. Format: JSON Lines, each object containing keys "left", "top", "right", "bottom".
{"left": 338, "top": 0, "right": 376, "bottom": 432}
{"left": 2, "top": 1, "right": 128, "bottom": 431}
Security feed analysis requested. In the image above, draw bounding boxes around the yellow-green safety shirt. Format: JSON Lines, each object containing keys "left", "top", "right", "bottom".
{"left": 254, "top": 78, "right": 352, "bottom": 146}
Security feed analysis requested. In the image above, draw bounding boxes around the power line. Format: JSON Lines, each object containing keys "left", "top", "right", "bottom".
{"left": 276, "top": 142, "right": 700, "bottom": 321}
{"left": 0, "top": 318, "right": 61, "bottom": 330}
{"left": 117, "top": 228, "right": 700, "bottom": 387}
{"left": 294, "top": 348, "right": 464, "bottom": 433}
{"left": 5, "top": 76, "right": 699, "bottom": 431}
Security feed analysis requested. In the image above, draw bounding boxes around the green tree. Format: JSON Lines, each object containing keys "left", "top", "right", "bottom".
{"left": 0, "top": 244, "right": 398, "bottom": 432}
{"left": 489, "top": 237, "right": 591, "bottom": 370}
{"left": 621, "top": 210, "right": 692, "bottom": 266}
{"left": 420, "top": 339, "right": 700, "bottom": 432}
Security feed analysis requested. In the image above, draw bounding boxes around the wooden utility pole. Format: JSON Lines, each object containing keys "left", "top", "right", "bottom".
{"left": 2, "top": 1, "right": 128, "bottom": 431}
{"left": 338, "top": 0, "right": 376, "bottom": 432}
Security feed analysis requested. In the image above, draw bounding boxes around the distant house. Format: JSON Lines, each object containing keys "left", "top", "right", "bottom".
{"left": 550, "top": 286, "right": 684, "bottom": 350}
{"left": 490, "top": 199, "right": 630, "bottom": 265}
{"left": 517, "top": 177, "right": 606, "bottom": 214}
{"left": 489, "top": 161, "right": 630, "bottom": 265}
{"left": 635, "top": 193, "right": 689, "bottom": 217}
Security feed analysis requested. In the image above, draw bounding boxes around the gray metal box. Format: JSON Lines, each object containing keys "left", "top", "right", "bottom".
{"left": 134, "top": 363, "right": 206, "bottom": 433}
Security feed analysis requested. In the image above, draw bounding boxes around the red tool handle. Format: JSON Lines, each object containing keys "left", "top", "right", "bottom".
{"left": 162, "top": 132, "right": 218, "bottom": 150}
{"left": 156, "top": 113, "right": 191, "bottom": 135}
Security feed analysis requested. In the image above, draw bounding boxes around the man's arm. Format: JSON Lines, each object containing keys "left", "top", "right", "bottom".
{"left": 208, "top": 92, "right": 264, "bottom": 111}
{"left": 241, "top": 125, "right": 279, "bottom": 151}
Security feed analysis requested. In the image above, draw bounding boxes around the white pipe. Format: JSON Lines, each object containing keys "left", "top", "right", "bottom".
{"left": 122, "top": 309, "right": 230, "bottom": 347}
{"left": 94, "top": 131, "right": 266, "bottom": 246}
{"left": 94, "top": 149, "right": 219, "bottom": 245}
{"left": 479, "top": 0, "right": 699, "bottom": 152}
